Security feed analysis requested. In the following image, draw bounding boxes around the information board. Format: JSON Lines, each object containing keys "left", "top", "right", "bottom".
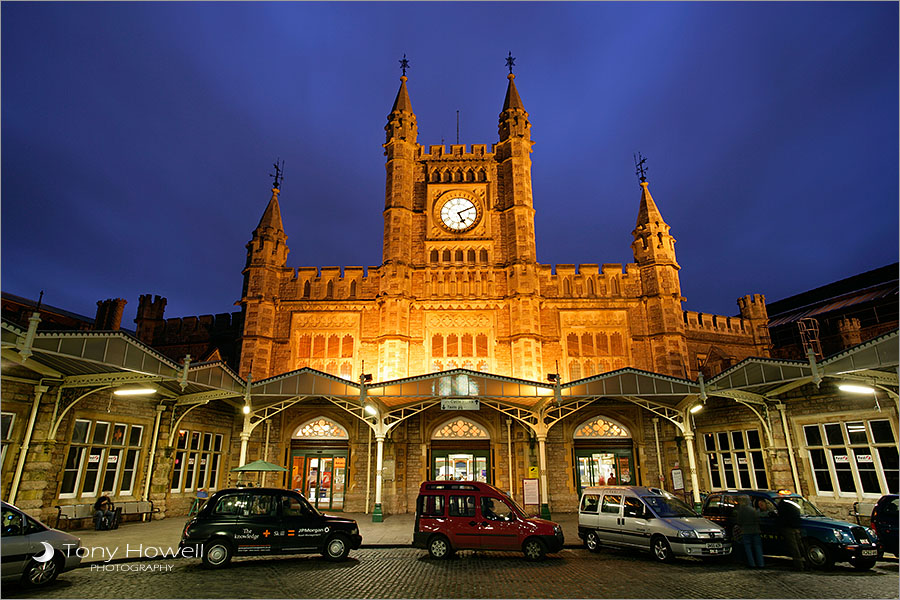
{"left": 671, "top": 468, "right": 684, "bottom": 490}
{"left": 523, "top": 478, "right": 540, "bottom": 505}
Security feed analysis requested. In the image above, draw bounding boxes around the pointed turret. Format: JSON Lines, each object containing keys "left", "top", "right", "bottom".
{"left": 385, "top": 75, "right": 417, "bottom": 144}
{"left": 631, "top": 180, "right": 677, "bottom": 269}
{"left": 383, "top": 67, "right": 419, "bottom": 266}
{"left": 246, "top": 186, "right": 289, "bottom": 271}
{"left": 256, "top": 187, "right": 284, "bottom": 233}
{"left": 498, "top": 73, "right": 530, "bottom": 142}
{"left": 502, "top": 73, "right": 524, "bottom": 111}
{"left": 240, "top": 180, "right": 291, "bottom": 379}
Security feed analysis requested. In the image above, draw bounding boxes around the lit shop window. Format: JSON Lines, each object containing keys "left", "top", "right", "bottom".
{"left": 703, "top": 429, "right": 768, "bottom": 490}
{"left": 59, "top": 419, "right": 144, "bottom": 499}
{"left": 171, "top": 430, "right": 225, "bottom": 493}
{"left": 803, "top": 419, "right": 898, "bottom": 496}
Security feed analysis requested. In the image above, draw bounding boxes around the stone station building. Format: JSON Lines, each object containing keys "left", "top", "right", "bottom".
{"left": 1, "top": 71, "right": 897, "bottom": 525}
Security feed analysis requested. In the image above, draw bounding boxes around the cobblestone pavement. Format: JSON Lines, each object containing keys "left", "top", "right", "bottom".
{"left": 5, "top": 548, "right": 898, "bottom": 599}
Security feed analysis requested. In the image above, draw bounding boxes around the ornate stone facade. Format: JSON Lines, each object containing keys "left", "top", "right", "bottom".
{"left": 237, "top": 73, "right": 770, "bottom": 386}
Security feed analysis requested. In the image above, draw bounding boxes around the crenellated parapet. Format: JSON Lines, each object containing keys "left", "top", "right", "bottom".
{"left": 537, "top": 263, "right": 640, "bottom": 299}
{"left": 281, "top": 266, "right": 380, "bottom": 301}
{"left": 683, "top": 310, "right": 749, "bottom": 335}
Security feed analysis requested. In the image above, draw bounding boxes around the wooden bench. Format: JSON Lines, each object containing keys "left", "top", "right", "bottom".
{"left": 55, "top": 500, "right": 159, "bottom": 529}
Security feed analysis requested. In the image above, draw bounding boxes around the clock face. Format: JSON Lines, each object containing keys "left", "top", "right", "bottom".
{"left": 439, "top": 197, "right": 479, "bottom": 232}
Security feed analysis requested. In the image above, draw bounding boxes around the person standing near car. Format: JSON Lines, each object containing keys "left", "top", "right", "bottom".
{"left": 777, "top": 497, "right": 807, "bottom": 570}
{"left": 736, "top": 496, "right": 764, "bottom": 568}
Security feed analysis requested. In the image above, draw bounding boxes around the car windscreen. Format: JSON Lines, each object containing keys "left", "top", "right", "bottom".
{"left": 642, "top": 495, "right": 698, "bottom": 518}
{"left": 786, "top": 496, "right": 824, "bottom": 517}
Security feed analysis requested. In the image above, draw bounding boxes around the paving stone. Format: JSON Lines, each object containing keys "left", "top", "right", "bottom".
{"left": 3, "top": 548, "right": 898, "bottom": 599}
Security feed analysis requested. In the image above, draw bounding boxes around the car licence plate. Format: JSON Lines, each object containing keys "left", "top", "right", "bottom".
{"left": 707, "top": 542, "right": 723, "bottom": 549}
{"left": 861, "top": 549, "right": 877, "bottom": 557}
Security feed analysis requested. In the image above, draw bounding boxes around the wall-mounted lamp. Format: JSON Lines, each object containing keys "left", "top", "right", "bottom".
{"left": 364, "top": 404, "right": 377, "bottom": 416}
{"left": 838, "top": 383, "right": 875, "bottom": 394}
{"left": 362, "top": 373, "right": 373, "bottom": 383}
{"left": 242, "top": 405, "right": 251, "bottom": 415}
{"left": 689, "top": 404, "right": 703, "bottom": 414}
{"left": 547, "top": 374, "right": 558, "bottom": 383}
{"left": 113, "top": 384, "right": 157, "bottom": 396}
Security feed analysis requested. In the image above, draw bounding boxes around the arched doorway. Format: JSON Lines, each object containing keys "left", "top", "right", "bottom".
{"left": 290, "top": 417, "right": 349, "bottom": 511}
{"left": 573, "top": 416, "right": 636, "bottom": 496}
{"left": 430, "top": 417, "right": 491, "bottom": 483}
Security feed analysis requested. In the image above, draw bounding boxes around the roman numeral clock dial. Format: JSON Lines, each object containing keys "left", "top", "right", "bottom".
{"left": 438, "top": 196, "right": 480, "bottom": 233}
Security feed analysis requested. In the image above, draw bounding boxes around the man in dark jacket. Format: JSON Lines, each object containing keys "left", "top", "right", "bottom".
{"left": 777, "top": 497, "right": 807, "bottom": 570}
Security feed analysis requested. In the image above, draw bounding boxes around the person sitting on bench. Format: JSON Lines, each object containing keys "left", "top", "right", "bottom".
{"left": 93, "top": 495, "right": 116, "bottom": 530}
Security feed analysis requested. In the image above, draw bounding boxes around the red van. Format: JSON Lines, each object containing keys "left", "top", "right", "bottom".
{"left": 413, "top": 480, "right": 564, "bottom": 561}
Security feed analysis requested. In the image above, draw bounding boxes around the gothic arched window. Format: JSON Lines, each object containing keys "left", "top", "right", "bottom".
{"left": 341, "top": 335, "right": 354, "bottom": 358}
{"left": 432, "top": 418, "right": 489, "bottom": 439}
{"left": 455, "top": 250, "right": 464, "bottom": 262}
{"left": 574, "top": 417, "right": 630, "bottom": 439}
{"left": 349, "top": 280, "right": 357, "bottom": 298}
{"left": 430, "top": 250, "right": 439, "bottom": 263}
{"left": 303, "top": 281, "right": 311, "bottom": 298}
{"left": 442, "top": 249, "right": 451, "bottom": 262}
{"left": 326, "top": 280, "right": 334, "bottom": 298}
{"left": 446, "top": 334, "right": 459, "bottom": 357}
{"left": 479, "top": 249, "right": 488, "bottom": 263}
{"left": 467, "top": 249, "right": 476, "bottom": 263}
{"left": 461, "top": 334, "right": 473, "bottom": 356}
{"left": 569, "top": 360, "right": 582, "bottom": 380}
{"left": 294, "top": 417, "right": 348, "bottom": 439}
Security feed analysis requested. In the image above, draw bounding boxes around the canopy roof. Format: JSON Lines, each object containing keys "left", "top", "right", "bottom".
{"left": 3, "top": 317, "right": 896, "bottom": 423}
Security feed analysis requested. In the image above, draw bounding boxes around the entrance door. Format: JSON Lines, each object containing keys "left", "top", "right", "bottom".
{"left": 290, "top": 451, "right": 347, "bottom": 510}
{"left": 433, "top": 451, "right": 489, "bottom": 482}
{"left": 576, "top": 449, "right": 635, "bottom": 495}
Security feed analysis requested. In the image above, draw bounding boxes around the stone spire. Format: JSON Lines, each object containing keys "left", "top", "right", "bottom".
{"left": 498, "top": 73, "right": 530, "bottom": 142}
{"left": 385, "top": 75, "right": 417, "bottom": 143}
{"left": 256, "top": 187, "right": 284, "bottom": 233}
{"left": 635, "top": 181, "right": 666, "bottom": 230}
{"left": 631, "top": 179, "right": 678, "bottom": 269}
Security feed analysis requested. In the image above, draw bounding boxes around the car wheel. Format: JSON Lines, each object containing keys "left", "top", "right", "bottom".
{"left": 850, "top": 557, "right": 876, "bottom": 571}
{"left": 803, "top": 540, "right": 834, "bottom": 570}
{"left": 427, "top": 534, "right": 452, "bottom": 559}
{"left": 202, "top": 539, "right": 233, "bottom": 569}
{"left": 323, "top": 533, "right": 351, "bottom": 562}
{"left": 651, "top": 535, "right": 674, "bottom": 563}
{"left": 523, "top": 538, "right": 546, "bottom": 562}
{"left": 585, "top": 531, "right": 601, "bottom": 553}
{"left": 22, "top": 555, "right": 60, "bottom": 587}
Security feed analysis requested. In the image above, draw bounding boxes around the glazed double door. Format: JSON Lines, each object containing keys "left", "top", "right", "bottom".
{"left": 290, "top": 451, "right": 346, "bottom": 510}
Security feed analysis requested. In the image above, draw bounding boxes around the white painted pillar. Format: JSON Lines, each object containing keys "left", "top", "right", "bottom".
{"left": 9, "top": 384, "right": 48, "bottom": 504}
{"left": 777, "top": 404, "right": 802, "bottom": 492}
{"left": 238, "top": 413, "right": 252, "bottom": 467}
{"left": 373, "top": 434, "right": 385, "bottom": 522}
{"left": 652, "top": 417, "right": 665, "bottom": 488}
{"left": 683, "top": 430, "right": 702, "bottom": 505}
{"left": 141, "top": 404, "right": 166, "bottom": 507}
{"left": 537, "top": 434, "right": 551, "bottom": 519}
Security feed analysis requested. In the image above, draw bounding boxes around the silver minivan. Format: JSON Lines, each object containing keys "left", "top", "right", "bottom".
{"left": 578, "top": 486, "right": 730, "bottom": 562}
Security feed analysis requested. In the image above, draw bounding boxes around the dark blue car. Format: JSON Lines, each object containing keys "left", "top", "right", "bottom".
{"left": 702, "top": 490, "right": 881, "bottom": 570}
{"left": 870, "top": 495, "right": 898, "bottom": 557}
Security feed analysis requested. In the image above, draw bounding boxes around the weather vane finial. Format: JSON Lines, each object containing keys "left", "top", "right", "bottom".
{"left": 505, "top": 51, "right": 516, "bottom": 75}
{"left": 269, "top": 159, "right": 284, "bottom": 190}
{"left": 399, "top": 54, "right": 410, "bottom": 77}
{"left": 634, "top": 152, "right": 648, "bottom": 183}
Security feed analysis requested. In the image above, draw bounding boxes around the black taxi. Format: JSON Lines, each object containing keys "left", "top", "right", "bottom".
{"left": 179, "top": 488, "right": 362, "bottom": 568}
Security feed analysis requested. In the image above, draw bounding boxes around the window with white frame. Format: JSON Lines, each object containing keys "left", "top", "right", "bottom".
{"left": 59, "top": 419, "right": 144, "bottom": 499}
{"left": 803, "top": 418, "right": 898, "bottom": 496}
{"left": 1, "top": 412, "right": 15, "bottom": 467}
{"left": 702, "top": 428, "right": 768, "bottom": 490}
{"left": 170, "top": 429, "right": 224, "bottom": 493}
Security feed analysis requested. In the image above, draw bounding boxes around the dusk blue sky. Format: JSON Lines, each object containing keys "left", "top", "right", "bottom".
{"left": 2, "top": 2, "right": 897, "bottom": 327}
